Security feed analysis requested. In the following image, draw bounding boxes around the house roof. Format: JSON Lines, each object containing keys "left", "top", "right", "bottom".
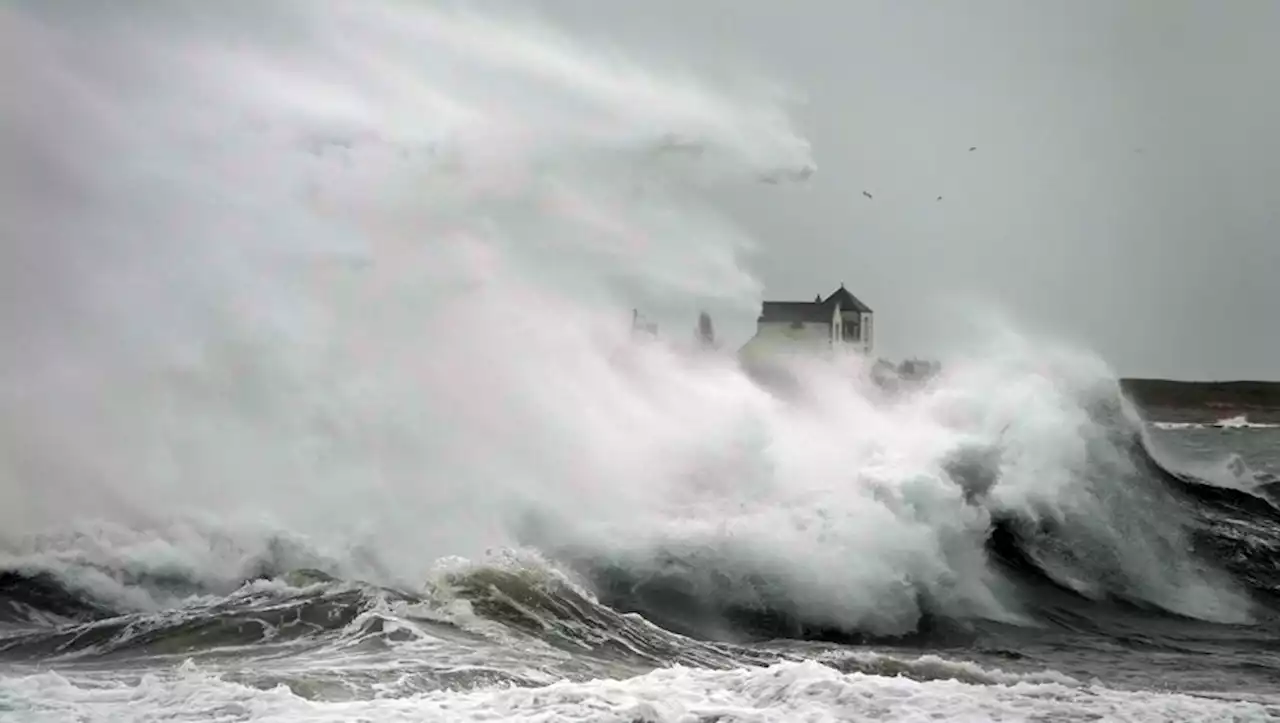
{"left": 758, "top": 285, "right": 873, "bottom": 323}
{"left": 759, "top": 301, "right": 832, "bottom": 324}
{"left": 822, "top": 285, "right": 873, "bottom": 314}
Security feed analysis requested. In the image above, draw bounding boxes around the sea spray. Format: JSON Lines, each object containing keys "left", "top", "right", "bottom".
{"left": 0, "top": 1, "right": 1252, "bottom": 643}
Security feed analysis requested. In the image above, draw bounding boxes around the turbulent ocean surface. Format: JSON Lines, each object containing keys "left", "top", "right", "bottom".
{"left": 3, "top": 416, "right": 1280, "bottom": 722}
{"left": 4, "top": 2, "right": 1280, "bottom": 721}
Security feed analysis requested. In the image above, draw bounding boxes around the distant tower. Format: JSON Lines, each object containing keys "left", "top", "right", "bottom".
{"left": 631, "top": 308, "right": 658, "bottom": 338}
{"left": 695, "top": 310, "right": 716, "bottom": 349}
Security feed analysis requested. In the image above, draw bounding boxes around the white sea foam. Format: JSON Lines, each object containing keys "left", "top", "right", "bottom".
{"left": 1212, "top": 415, "right": 1279, "bottom": 429}
{"left": 1152, "top": 415, "right": 1280, "bottom": 431}
{"left": 1, "top": 659, "right": 1275, "bottom": 723}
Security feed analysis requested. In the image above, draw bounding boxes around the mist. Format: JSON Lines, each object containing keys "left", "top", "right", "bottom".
{"left": 507, "top": 0, "right": 1280, "bottom": 379}
{"left": 0, "top": 1, "right": 1253, "bottom": 631}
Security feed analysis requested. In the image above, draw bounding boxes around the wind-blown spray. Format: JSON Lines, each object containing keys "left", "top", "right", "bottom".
{"left": 0, "top": 1, "right": 1252, "bottom": 638}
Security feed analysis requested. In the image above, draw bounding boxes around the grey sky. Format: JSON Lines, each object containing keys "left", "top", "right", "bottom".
{"left": 509, "top": 0, "right": 1280, "bottom": 380}
{"left": 4, "top": 2, "right": 1276, "bottom": 382}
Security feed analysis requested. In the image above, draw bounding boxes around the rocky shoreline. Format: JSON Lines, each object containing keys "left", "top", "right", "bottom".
{"left": 1120, "top": 379, "right": 1280, "bottom": 425}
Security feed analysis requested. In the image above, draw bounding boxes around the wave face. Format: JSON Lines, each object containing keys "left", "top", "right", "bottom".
{"left": 526, "top": 384, "right": 1280, "bottom": 644}
{"left": 3, "top": 370, "right": 1279, "bottom": 663}
{"left": 4, "top": 1, "right": 1280, "bottom": 719}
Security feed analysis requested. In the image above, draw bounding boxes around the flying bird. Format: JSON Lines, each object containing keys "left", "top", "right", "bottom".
{"left": 862, "top": 190, "right": 872, "bottom": 200}
{"left": 937, "top": 196, "right": 943, "bottom": 201}
{"left": 969, "top": 146, "right": 977, "bottom": 152}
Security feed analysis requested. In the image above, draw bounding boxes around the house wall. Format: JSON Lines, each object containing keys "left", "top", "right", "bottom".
{"left": 838, "top": 310, "right": 860, "bottom": 343}
{"left": 739, "top": 320, "right": 834, "bottom": 362}
{"left": 835, "top": 309, "right": 874, "bottom": 355}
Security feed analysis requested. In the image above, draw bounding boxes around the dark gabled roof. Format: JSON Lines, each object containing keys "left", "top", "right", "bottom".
{"left": 758, "top": 285, "right": 872, "bottom": 324}
{"left": 759, "top": 301, "right": 832, "bottom": 324}
{"left": 822, "top": 285, "right": 872, "bottom": 314}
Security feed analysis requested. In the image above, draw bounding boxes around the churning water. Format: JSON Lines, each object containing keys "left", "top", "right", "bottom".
{"left": 3, "top": 3, "right": 1280, "bottom": 721}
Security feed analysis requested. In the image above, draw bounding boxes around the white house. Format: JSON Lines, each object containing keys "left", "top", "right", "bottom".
{"left": 738, "top": 284, "right": 874, "bottom": 362}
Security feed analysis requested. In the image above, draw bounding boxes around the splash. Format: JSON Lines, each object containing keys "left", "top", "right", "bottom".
{"left": 0, "top": 0, "right": 804, "bottom": 539}
{"left": 0, "top": 0, "right": 1251, "bottom": 640}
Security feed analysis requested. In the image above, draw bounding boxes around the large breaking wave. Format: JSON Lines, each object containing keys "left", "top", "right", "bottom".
{"left": 3, "top": 2, "right": 1280, "bottom": 706}
{"left": 4, "top": 369, "right": 1280, "bottom": 669}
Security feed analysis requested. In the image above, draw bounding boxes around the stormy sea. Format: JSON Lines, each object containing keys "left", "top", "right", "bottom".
{"left": 3, "top": 3, "right": 1280, "bottom": 721}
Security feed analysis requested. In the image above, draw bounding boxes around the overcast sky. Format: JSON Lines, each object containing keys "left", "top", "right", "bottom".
{"left": 501, "top": 0, "right": 1280, "bottom": 380}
